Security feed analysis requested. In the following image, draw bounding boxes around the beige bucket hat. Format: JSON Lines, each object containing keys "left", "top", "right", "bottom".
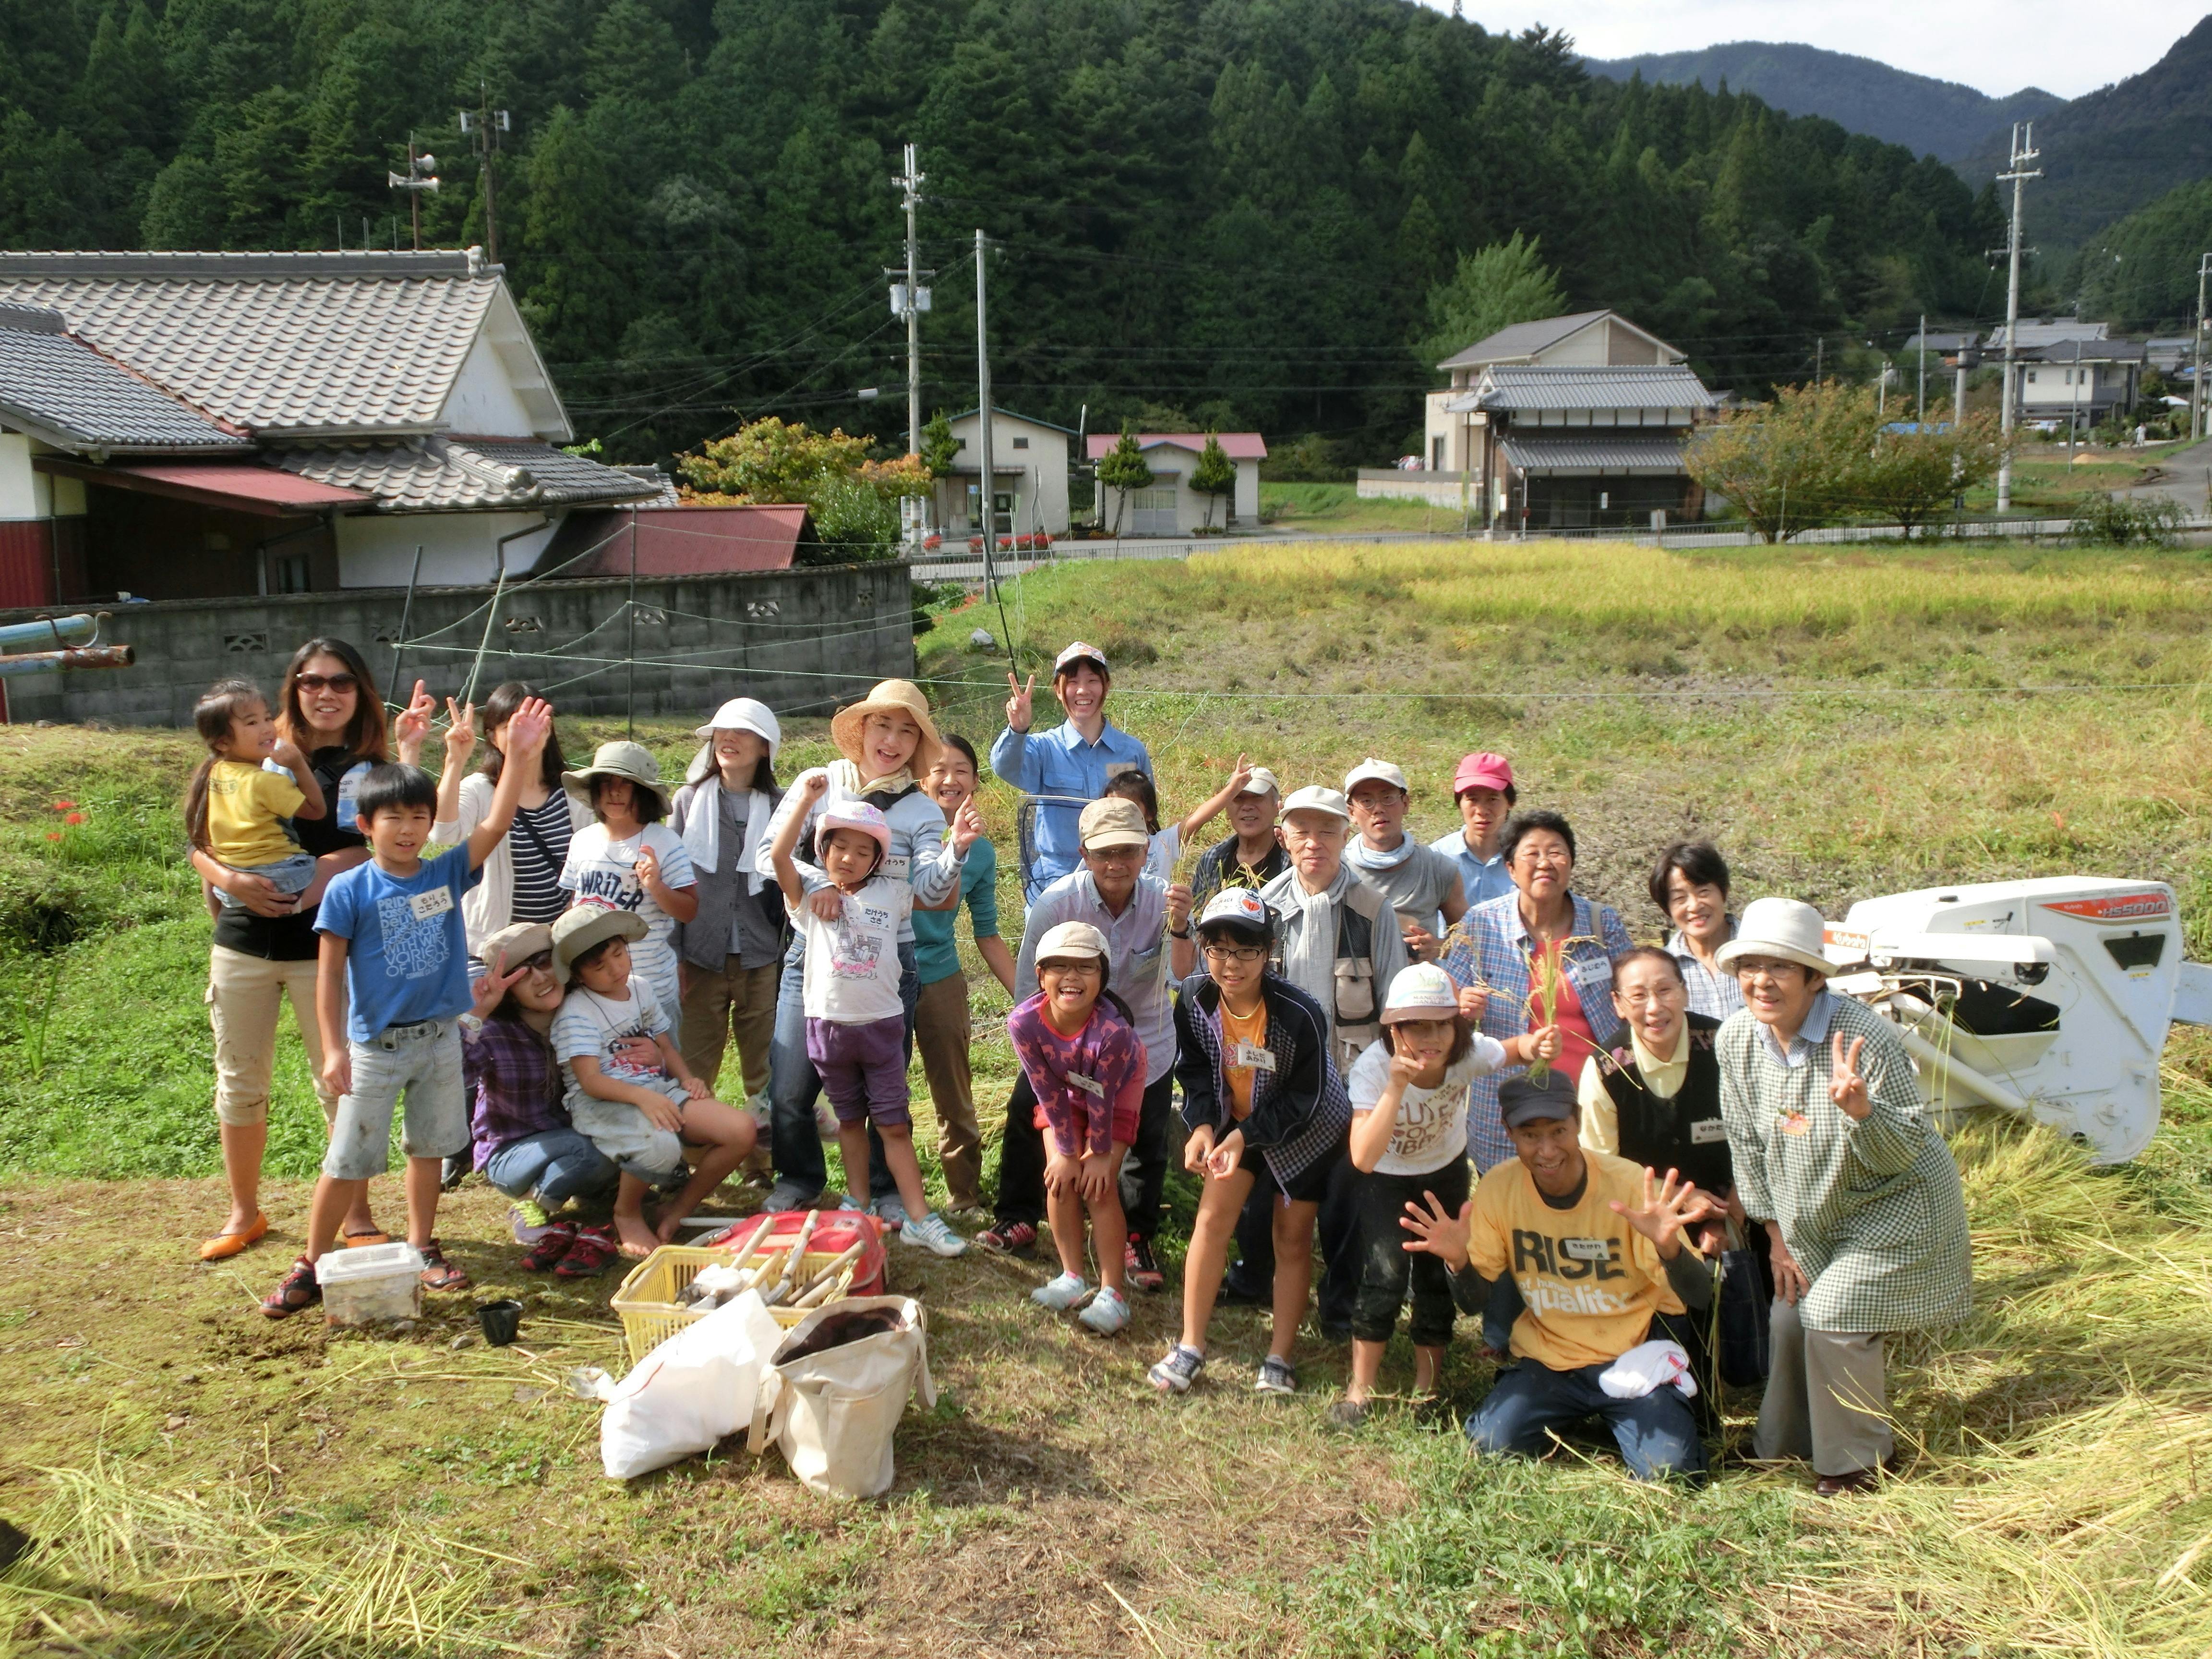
{"left": 561, "top": 739, "right": 672, "bottom": 815}
{"left": 829, "top": 679, "right": 942, "bottom": 776}
{"left": 1715, "top": 896, "right": 1833, "bottom": 978}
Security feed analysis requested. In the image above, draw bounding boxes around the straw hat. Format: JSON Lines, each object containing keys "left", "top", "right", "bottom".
{"left": 828, "top": 679, "right": 941, "bottom": 776}
{"left": 1715, "top": 896, "right": 1833, "bottom": 978}
{"left": 561, "top": 739, "right": 672, "bottom": 814}
{"left": 550, "top": 902, "right": 649, "bottom": 985}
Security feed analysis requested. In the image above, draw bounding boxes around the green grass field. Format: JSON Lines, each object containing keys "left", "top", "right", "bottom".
{"left": 3, "top": 537, "right": 2212, "bottom": 1656}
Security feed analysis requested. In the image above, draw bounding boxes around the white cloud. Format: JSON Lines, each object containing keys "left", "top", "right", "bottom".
{"left": 1446, "top": 0, "right": 2201, "bottom": 99}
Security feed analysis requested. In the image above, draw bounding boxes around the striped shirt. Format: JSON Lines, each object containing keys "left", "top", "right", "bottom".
{"left": 506, "top": 793, "right": 575, "bottom": 926}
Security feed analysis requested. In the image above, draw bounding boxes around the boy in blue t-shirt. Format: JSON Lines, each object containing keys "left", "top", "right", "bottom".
{"left": 262, "top": 697, "right": 554, "bottom": 1317}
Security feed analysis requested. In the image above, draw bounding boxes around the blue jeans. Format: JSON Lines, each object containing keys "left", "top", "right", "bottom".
{"left": 1465, "top": 1358, "right": 1708, "bottom": 1482}
{"left": 480, "top": 1128, "right": 620, "bottom": 1207}
{"left": 767, "top": 935, "right": 919, "bottom": 1198}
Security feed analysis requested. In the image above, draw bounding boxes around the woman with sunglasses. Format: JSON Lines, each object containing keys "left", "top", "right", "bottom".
{"left": 460, "top": 922, "right": 629, "bottom": 1277}
{"left": 190, "top": 637, "right": 433, "bottom": 1262}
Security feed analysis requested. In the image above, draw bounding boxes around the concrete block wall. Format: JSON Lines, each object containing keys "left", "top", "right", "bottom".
{"left": 0, "top": 561, "right": 914, "bottom": 728}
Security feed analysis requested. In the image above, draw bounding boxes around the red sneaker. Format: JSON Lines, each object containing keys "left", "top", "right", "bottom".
{"left": 975, "top": 1220, "right": 1038, "bottom": 1255}
{"left": 1125, "top": 1236, "right": 1166, "bottom": 1292}
{"left": 556, "top": 1224, "right": 618, "bottom": 1278}
{"left": 520, "top": 1221, "right": 576, "bottom": 1273}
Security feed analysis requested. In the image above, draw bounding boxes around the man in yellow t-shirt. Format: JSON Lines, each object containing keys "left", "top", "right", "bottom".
{"left": 1401, "top": 1070, "right": 1712, "bottom": 1481}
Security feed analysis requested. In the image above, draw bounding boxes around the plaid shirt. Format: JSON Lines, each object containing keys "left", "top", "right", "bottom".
{"left": 1437, "top": 890, "right": 1635, "bottom": 1172}
{"left": 1173, "top": 970, "right": 1349, "bottom": 1186}
{"left": 463, "top": 1014, "right": 569, "bottom": 1167}
{"left": 1718, "top": 995, "right": 1973, "bottom": 1334}
{"left": 1668, "top": 923, "right": 1745, "bottom": 1019}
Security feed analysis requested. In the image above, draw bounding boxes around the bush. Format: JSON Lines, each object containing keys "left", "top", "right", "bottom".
{"left": 2069, "top": 494, "right": 2188, "bottom": 547}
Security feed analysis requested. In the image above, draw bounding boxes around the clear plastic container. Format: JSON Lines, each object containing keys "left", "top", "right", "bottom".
{"left": 316, "top": 1242, "right": 424, "bottom": 1327}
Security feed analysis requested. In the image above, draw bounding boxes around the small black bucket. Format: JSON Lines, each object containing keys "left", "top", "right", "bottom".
{"left": 476, "top": 1299, "right": 524, "bottom": 1346}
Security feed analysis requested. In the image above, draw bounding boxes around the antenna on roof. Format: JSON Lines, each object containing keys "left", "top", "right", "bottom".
{"left": 387, "top": 132, "right": 440, "bottom": 252}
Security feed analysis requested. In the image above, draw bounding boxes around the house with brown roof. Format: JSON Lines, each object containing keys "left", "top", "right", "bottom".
{"left": 1080, "top": 431, "right": 1265, "bottom": 534}
{"left": 0, "top": 249, "right": 654, "bottom": 603}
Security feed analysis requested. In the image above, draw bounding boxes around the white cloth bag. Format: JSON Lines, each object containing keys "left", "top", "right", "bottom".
{"left": 592, "top": 1289, "right": 784, "bottom": 1479}
{"left": 748, "top": 1296, "right": 936, "bottom": 1499}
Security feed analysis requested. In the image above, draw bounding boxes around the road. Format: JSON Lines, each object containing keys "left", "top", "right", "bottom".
{"left": 2121, "top": 438, "right": 2212, "bottom": 512}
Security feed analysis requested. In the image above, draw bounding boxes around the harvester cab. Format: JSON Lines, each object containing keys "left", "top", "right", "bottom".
{"left": 1823, "top": 877, "right": 2212, "bottom": 1164}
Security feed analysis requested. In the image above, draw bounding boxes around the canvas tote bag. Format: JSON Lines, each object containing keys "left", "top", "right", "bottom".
{"left": 748, "top": 1296, "right": 935, "bottom": 1499}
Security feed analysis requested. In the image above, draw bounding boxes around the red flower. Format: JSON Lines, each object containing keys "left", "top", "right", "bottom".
{"left": 45, "top": 831, "right": 60, "bottom": 841}
{"left": 64, "top": 811, "right": 84, "bottom": 826}
{"left": 51, "top": 798, "right": 75, "bottom": 811}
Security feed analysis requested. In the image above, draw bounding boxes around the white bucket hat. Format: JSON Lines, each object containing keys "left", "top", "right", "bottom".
{"left": 694, "top": 697, "right": 781, "bottom": 754}
{"left": 1715, "top": 897, "right": 1832, "bottom": 978}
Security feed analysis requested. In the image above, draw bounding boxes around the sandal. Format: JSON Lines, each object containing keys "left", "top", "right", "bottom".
{"left": 418, "top": 1239, "right": 470, "bottom": 1292}
{"left": 343, "top": 1229, "right": 390, "bottom": 1248}
{"left": 520, "top": 1221, "right": 576, "bottom": 1273}
{"left": 200, "top": 1212, "right": 269, "bottom": 1262}
{"left": 555, "top": 1223, "right": 618, "bottom": 1279}
{"left": 260, "top": 1255, "right": 321, "bottom": 1319}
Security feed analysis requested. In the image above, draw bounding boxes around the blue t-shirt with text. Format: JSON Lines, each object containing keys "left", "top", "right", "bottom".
{"left": 315, "top": 847, "right": 482, "bottom": 1043}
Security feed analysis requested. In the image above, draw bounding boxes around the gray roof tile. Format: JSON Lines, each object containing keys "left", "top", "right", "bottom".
{"left": 1497, "top": 433, "right": 1688, "bottom": 473}
{"left": 0, "top": 302, "right": 249, "bottom": 453}
{"left": 0, "top": 252, "right": 499, "bottom": 437}
{"left": 270, "top": 437, "right": 660, "bottom": 512}
{"left": 1450, "top": 364, "right": 1719, "bottom": 413}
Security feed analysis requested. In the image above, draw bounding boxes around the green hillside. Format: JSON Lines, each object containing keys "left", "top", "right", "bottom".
{"left": 0, "top": 0, "right": 2002, "bottom": 461}
{"left": 1585, "top": 41, "right": 2062, "bottom": 166}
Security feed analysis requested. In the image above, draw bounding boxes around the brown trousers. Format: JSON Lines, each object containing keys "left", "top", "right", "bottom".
{"left": 678, "top": 957, "right": 779, "bottom": 1101}
{"left": 912, "top": 970, "right": 985, "bottom": 1210}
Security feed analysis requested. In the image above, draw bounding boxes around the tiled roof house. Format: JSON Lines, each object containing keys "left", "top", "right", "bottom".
{"left": 0, "top": 250, "right": 656, "bottom": 604}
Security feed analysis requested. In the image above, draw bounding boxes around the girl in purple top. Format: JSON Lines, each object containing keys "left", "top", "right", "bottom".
{"left": 1006, "top": 921, "right": 1147, "bottom": 1335}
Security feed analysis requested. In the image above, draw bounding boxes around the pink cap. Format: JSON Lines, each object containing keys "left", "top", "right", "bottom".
{"left": 816, "top": 800, "right": 893, "bottom": 864}
{"left": 1452, "top": 752, "right": 1514, "bottom": 796}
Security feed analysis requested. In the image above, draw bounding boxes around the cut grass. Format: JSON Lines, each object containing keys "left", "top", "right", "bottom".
{"left": 0, "top": 537, "right": 2209, "bottom": 1655}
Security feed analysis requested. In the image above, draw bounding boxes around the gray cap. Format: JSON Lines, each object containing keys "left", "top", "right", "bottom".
{"left": 1499, "top": 1070, "right": 1580, "bottom": 1130}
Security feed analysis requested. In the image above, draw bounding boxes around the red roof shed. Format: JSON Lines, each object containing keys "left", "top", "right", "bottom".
{"left": 542, "top": 503, "right": 812, "bottom": 577}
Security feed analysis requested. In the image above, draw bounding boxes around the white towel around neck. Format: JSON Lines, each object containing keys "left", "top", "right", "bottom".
{"left": 681, "top": 766, "right": 770, "bottom": 893}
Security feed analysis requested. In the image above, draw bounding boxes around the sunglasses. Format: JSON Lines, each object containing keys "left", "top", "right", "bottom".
{"left": 504, "top": 950, "right": 555, "bottom": 974}
{"left": 294, "top": 672, "right": 357, "bottom": 693}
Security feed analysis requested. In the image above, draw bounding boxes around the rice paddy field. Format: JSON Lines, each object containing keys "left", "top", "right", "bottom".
{"left": 2, "top": 536, "right": 2211, "bottom": 1657}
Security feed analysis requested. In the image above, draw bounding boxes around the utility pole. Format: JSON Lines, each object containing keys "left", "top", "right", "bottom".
{"left": 2068, "top": 337, "right": 2083, "bottom": 463}
{"left": 387, "top": 134, "right": 440, "bottom": 251}
{"left": 2193, "top": 252, "right": 2212, "bottom": 442}
{"left": 458, "top": 94, "right": 511, "bottom": 264}
{"left": 1917, "top": 314, "right": 1927, "bottom": 427}
{"left": 974, "top": 229, "right": 996, "bottom": 546}
{"left": 887, "top": 145, "right": 933, "bottom": 546}
{"left": 1995, "top": 121, "right": 2041, "bottom": 512}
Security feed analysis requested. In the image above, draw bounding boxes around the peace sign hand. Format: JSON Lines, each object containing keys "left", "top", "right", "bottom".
{"left": 1609, "top": 1165, "right": 1701, "bottom": 1259}
{"left": 1829, "top": 1033, "right": 1872, "bottom": 1120}
{"left": 1005, "top": 672, "right": 1036, "bottom": 734}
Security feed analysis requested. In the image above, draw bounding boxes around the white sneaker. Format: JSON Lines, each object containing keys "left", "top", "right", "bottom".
{"left": 901, "top": 1210, "right": 967, "bottom": 1257}
{"left": 1078, "top": 1286, "right": 1131, "bottom": 1335}
{"left": 830, "top": 1192, "right": 867, "bottom": 1213}
{"left": 1032, "top": 1271, "right": 1089, "bottom": 1311}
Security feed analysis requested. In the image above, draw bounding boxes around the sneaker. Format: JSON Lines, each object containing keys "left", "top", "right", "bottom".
{"left": 762, "top": 1181, "right": 820, "bottom": 1214}
{"left": 439, "top": 1153, "right": 470, "bottom": 1192}
{"left": 1323, "top": 1398, "right": 1371, "bottom": 1432}
{"left": 830, "top": 1191, "right": 867, "bottom": 1213}
{"left": 901, "top": 1210, "right": 967, "bottom": 1258}
{"left": 1032, "top": 1271, "right": 1090, "bottom": 1311}
{"left": 509, "top": 1199, "right": 553, "bottom": 1245}
{"left": 554, "top": 1224, "right": 618, "bottom": 1279}
{"left": 259, "top": 1255, "right": 322, "bottom": 1320}
{"left": 870, "top": 1193, "right": 908, "bottom": 1231}
{"left": 520, "top": 1220, "right": 576, "bottom": 1273}
{"left": 1255, "top": 1356, "right": 1298, "bottom": 1395}
{"left": 1124, "top": 1237, "right": 1166, "bottom": 1293}
{"left": 1148, "top": 1343, "right": 1205, "bottom": 1394}
{"left": 975, "top": 1220, "right": 1038, "bottom": 1255}
{"left": 1078, "top": 1286, "right": 1131, "bottom": 1335}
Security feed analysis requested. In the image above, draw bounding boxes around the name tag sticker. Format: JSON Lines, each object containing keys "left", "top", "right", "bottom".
{"left": 1561, "top": 1237, "right": 1610, "bottom": 1263}
{"left": 1234, "top": 1041, "right": 1276, "bottom": 1071}
{"left": 1779, "top": 1110, "right": 1811, "bottom": 1137}
{"left": 1066, "top": 1071, "right": 1106, "bottom": 1097}
{"left": 1691, "top": 1118, "right": 1730, "bottom": 1145}
{"left": 408, "top": 887, "right": 455, "bottom": 922}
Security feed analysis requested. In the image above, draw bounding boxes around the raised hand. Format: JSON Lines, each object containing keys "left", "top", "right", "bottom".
{"left": 1226, "top": 752, "right": 1252, "bottom": 793}
{"left": 502, "top": 696, "right": 553, "bottom": 760}
{"left": 1385, "top": 1047, "right": 1422, "bottom": 1091}
{"left": 1005, "top": 672, "right": 1036, "bottom": 733}
{"left": 468, "top": 953, "right": 529, "bottom": 1021}
{"left": 442, "top": 697, "right": 477, "bottom": 766}
{"left": 634, "top": 843, "right": 661, "bottom": 891}
{"left": 1829, "top": 1033, "right": 1872, "bottom": 1120}
{"left": 1456, "top": 984, "right": 1491, "bottom": 1023}
{"left": 392, "top": 679, "right": 435, "bottom": 758}
{"left": 1609, "top": 1165, "right": 1701, "bottom": 1258}
{"left": 1398, "top": 1190, "right": 1473, "bottom": 1271}
{"left": 950, "top": 797, "right": 985, "bottom": 853}
{"left": 796, "top": 769, "right": 830, "bottom": 804}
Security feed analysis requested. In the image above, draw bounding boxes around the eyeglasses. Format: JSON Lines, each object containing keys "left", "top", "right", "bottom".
{"left": 1617, "top": 985, "right": 1686, "bottom": 1007}
{"left": 294, "top": 672, "right": 357, "bottom": 693}
{"left": 1513, "top": 848, "right": 1573, "bottom": 868}
{"left": 1037, "top": 959, "right": 1102, "bottom": 977}
{"left": 1202, "top": 944, "right": 1267, "bottom": 965}
{"left": 1734, "top": 961, "right": 1804, "bottom": 986}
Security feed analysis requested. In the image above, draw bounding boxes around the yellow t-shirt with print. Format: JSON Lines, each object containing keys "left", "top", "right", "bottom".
{"left": 1467, "top": 1148, "right": 1690, "bottom": 1372}
{"left": 205, "top": 759, "right": 305, "bottom": 866}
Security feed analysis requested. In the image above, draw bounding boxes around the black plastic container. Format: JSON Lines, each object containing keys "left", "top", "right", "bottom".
{"left": 476, "top": 1299, "right": 524, "bottom": 1346}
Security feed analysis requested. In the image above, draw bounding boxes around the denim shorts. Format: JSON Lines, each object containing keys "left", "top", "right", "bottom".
{"left": 323, "top": 1020, "right": 470, "bottom": 1179}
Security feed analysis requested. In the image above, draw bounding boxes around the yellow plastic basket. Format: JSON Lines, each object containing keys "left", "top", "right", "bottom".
{"left": 609, "top": 1242, "right": 857, "bottom": 1365}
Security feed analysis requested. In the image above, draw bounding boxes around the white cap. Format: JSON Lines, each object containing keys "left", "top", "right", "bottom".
{"left": 1034, "top": 921, "right": 1110, "bottom": 962}
{"left": 1279, "top": 785, "right": 1350, "bottom": 822}
{"left": 1239, "top": 765, "right": 1281, "bottom": 798}
{"left": 1381, "top": 962, "right": 1461, "bottom": 1023}
{"left": 694, "top": 697, "right": 781, "bottom": 757}
{"left": 1054, "top": 640, "right": 1109, "bottom": 676}
{"left": 1344, "top": 758, "right": 1409, "bottom": 795}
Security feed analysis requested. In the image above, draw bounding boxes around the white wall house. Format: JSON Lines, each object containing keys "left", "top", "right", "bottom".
{"left": 1082, "top": 433, "right": 1265, "bottom": 534}
{"left": 938, "top": 409, "right": 1072, "bottom": 537}
{"left": 1423, "top": 311, "right": 1682, "bottom": 474}
{"left": 2016, "top": 342, "right": 2144, "bottom": 427}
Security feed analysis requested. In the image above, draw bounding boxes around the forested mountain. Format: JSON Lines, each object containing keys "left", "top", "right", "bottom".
{"left": 1958, "top": 14, "right": 2212, "bottom": 258}
{"left": 1585, "top": 42, "right": 2062, "bottom": 167}
{"left": 2076, "top": 175, "right": 2212, "bottom": 330}
{"left": 0, "top": 0, "right": 2004, "bottom": 463}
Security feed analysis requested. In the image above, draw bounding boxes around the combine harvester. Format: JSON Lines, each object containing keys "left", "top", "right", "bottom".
{"left": 1825, "top": 878, "right": 2212, "bottom": 1163}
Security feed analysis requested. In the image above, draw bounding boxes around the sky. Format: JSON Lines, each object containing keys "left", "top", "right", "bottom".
{"left": 1449, "top": 1, "right": 2206, "bottom": 98}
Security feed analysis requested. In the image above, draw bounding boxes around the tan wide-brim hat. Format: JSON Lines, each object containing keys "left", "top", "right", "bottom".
{"left": 551, "top": 902, "right": 649, "bottom": 986}
{"left": 1714, "top": 896, "right": 1833, "bottom": 978}
{"left": 829, "top": 679, "right": 942, "bottom": 776}
{"left": 561, "top": 739, "right": 672, "bottom": 814}
{"left": 478, "top": 922, "right": 554, "bottom": 975}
